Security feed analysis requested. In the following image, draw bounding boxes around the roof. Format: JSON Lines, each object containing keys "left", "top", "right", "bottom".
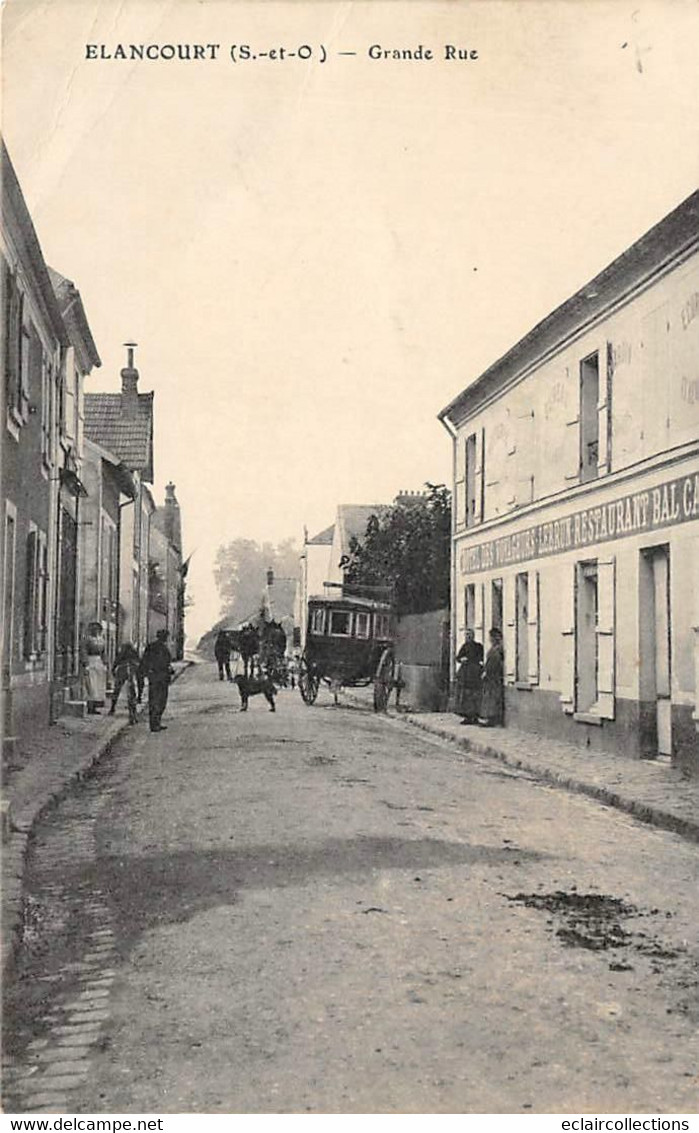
{"left": 84, "top": 391, "right": 154, "bottom": 481}
{"left": 439, "top": 188, "right": 699, "bottom": 427}
{"left": 307, "top": 523, "right": 335, "bottom": 546}
{"left": 47, "top": 267, "right": 101, "bottom": 372}
{"left": 1, "top": 141, "right": 69, "bottom": 349}
{"left": 336, "top": 504, "right": 387, "bottom": 550}
{"left": 307, "top": 594, "right": 392, "bottom": 612}
{"left": 83, "top": 436, "right": 137, "bottom": 498}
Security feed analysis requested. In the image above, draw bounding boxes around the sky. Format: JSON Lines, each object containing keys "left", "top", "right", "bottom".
{"left": 3, "top": 0, "right": 699, "bottom": 641}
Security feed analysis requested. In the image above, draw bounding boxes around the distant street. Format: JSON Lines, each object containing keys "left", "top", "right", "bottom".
{"left": 4, "top": 664, "right": 698, "bottom": 1114}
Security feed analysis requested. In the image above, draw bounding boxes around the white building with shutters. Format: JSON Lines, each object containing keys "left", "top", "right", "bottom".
{"left": 439, "top": 190, "right": 699, "bottom": 773}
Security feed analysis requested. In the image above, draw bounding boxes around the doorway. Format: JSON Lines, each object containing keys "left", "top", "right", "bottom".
{"left": 639, "top": 545, "right": 672, "bottom": 757}
{"left": 491, "top": 578, "right": 503, "bottom": 633}
{"left": 575, "top": 561, "right": 598, "bottom": 712}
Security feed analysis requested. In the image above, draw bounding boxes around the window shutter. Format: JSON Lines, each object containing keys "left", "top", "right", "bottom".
{"left": 503, "top": 576, "right": 516, "bottom": 685}
{"left": 688, "top": 537, "right": 693, "bottom": 725}
{"left": 559, "top": 561, "right": 576, "bottom": 713}
{"left": 38, "top": 535, "right": 49, "bottom": 654}
{"left": 473, "top": 429, "right": 484, "bottom": 523}
{"left": 597, "top": 346, "right": 612, "bottom": 476}
{"left": 596, "top": 555, "right": 616, "bottom": 719}
{"left": 457, "top": 583, "right": 467, "bottom": 643}
{"left": 454, "top": 435, "right": 466, "bottom": 530}
{"left": 475, "top": 582, "right": 485, "bottom": 641}
{"left": 23, "top": 530, "right": 37, "bottom": 658}
{"left": 564, "top": 367, "right": 581, "bottom": 483}
{"left": 527, "top": 569, "right": 540, "bottom": 685}
{"left": 5, "top": 274, "right": 23, "bottom": 412}
{"left": 63, "top": 352, "right": 76, "bottom": 444}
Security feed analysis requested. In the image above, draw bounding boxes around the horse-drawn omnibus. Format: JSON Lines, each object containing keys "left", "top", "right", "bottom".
{"left": 298, "top": 593, "right": 397, "bottom": 711}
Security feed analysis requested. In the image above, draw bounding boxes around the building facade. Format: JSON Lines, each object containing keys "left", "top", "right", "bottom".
{"left": 440, "top": 191, "right": 699, "bottom": 773}
{"left": 80, "top": 437, "right": 137, "bottom": 675}
{"left": 84, "top": 346, "right": 155, "bottom": 656}
{"left": 48, "top": 269, "right": 101, "bottom": 713}
{"left": 1, "top": 143, "right": 90, "bottom": 743}
{"left": 149, "top": 482, "right": 185, "bottom": 656}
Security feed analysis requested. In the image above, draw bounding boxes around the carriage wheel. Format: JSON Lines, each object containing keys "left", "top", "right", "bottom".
{"left": 373, "top": 648, "right": 395, "bottom": 713}
{"left": 299, "top": 656, "right": 320, "bottom": 705}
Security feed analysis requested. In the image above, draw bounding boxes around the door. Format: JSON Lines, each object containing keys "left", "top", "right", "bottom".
{"left": 652, "top": 548, "right": 672, "bottom": 755}
{"left": 639, "top": 545, "right": 672, "bottom": 757}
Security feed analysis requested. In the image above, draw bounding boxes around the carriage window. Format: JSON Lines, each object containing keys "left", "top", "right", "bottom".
{"left": 310, "top": 608, "right": 326, "bottom": 634}
{"left": 354, "top": 612, "right": 370, "bottom": 638}
{"left": 374, "top": 613, "right": 390, "bottom": 639}
{"left": 329, "top": 609, "right": 351, "bottom": 635}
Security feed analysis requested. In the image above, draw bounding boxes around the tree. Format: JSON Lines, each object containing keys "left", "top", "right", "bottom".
{"left": 212, "top": 536, "right": 299, "bottom": 628}
{"left": 344, "top": 484, "right": 451, "bottom": 616}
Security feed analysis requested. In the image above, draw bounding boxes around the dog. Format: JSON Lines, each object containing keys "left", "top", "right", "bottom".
{"left": 234, "top": 674, "right": 277, "bottom": 712}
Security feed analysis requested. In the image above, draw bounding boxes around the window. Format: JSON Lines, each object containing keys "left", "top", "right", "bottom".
{"left": 310, "top": 607, "right": 326, "bottom": 635}
{"left": 561, "top": 555, "right": 615, "bottom": 719}
{"left": 355, "top": 611, "right": 370, "bottom": 638}
{"left": 580, "top": 353, "right": 599, "bottom": 483}
{"left": 329, "top": 609, "right": 351, "bottom": 636}
{"left": 22, "top": 527, "right": 48, "bottom": 661}
{"left": 515, "top": 572, "right": 529, "bottom": 682}
{"left": 374, "top": 613, "right": 390, "bottom": 640}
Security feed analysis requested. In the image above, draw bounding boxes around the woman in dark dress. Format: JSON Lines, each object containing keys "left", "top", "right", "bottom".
{"left": 455, "top": 628, "right": 484, "bottom": 724}
{"left": 479, "top": 627, "right": 505, "bottom": 726}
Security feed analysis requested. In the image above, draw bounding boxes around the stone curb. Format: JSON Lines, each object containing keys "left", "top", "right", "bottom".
{"left": 351, "top": 695, "right": 699, "bottom": 845}
{"left": 1, "top": 660, "right": 194, "bottom": 983}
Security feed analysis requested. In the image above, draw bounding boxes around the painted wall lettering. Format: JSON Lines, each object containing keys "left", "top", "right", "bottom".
{"left": 459, "top": 471, "right": 699, "bottom": 574}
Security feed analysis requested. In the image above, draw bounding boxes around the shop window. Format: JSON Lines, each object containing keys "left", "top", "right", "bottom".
{"left": 580, "top": 353, "right": 599, "bottom": 483}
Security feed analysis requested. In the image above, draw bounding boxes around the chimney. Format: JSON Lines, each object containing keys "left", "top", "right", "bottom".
{"left": 163, "top": 481, "right": 182, "bottom": 552}
{"left": 121, "top": 341, "right": 140, "bottom": 415}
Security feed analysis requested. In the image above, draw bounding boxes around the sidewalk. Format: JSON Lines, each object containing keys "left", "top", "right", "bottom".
{"left": 1, "top": 660, "right": 192, "bottom": 979}
{"left": 346, "top": 685, "right": 699, "bottom": 844}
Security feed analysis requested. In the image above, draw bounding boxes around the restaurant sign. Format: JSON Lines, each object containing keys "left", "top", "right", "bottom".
{"left": 460, "top": 472, "right": 699, "bottom": 575}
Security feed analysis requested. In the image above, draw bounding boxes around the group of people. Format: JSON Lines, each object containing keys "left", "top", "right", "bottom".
{"left": 81, "top": 622, "right": 174, "bottom": 733}
{"left": 454, "top": 626, "right": 504, "bottom": 727}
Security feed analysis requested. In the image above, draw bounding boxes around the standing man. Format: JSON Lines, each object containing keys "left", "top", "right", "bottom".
{"left": 141, "top": 629, "right": 174, "bottom": 733}
{"left": 109, "top": 641, "right": 141, "bottom": 724}
{"left": 214, "top": 630, "right": 233, "bottom": 682}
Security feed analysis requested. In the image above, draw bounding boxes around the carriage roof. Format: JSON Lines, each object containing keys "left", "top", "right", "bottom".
{"left": 307, "top": 594, "right": 393, "bottom": 614}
